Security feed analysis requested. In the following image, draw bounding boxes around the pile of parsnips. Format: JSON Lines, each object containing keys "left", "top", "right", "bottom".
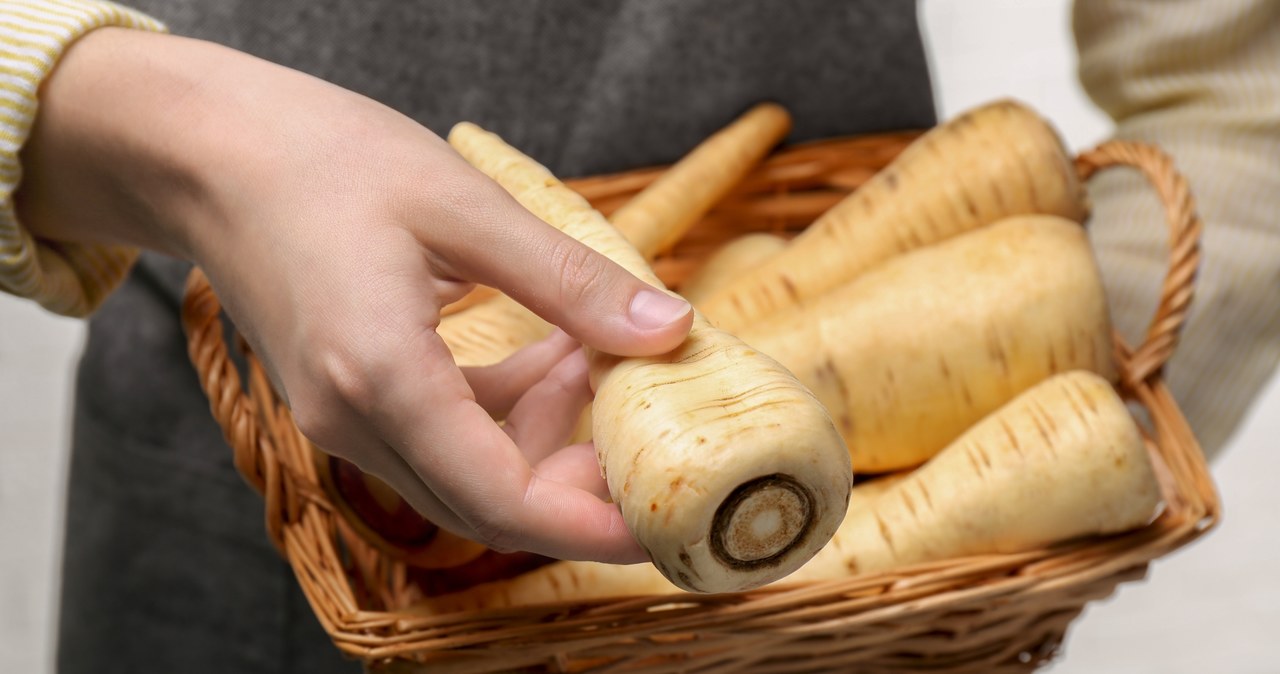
{"left": 424, "top": 100, "right": 1163, "bottom": 608}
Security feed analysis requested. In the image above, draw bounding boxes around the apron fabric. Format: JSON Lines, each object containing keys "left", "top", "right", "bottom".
{"left": 58, "top": 2, "right": 935, "bottom": 671}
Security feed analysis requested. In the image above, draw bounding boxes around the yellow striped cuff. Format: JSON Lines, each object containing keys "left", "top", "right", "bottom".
{"left": 0, "top": 0, "right": 166, "bottom": 317}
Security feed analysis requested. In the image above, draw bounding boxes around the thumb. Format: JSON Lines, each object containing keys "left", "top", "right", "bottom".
{"left": 436, "top": 176, "right": 693, "bottom": 357}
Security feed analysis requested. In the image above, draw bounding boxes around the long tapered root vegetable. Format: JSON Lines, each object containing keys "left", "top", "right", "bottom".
{"left": 610, "top": 103, "right": 792, "bottom": 258}
{"left": 700, "top": 99, "right": 1089, "bottom": 333}
{"left": 440, "top": 104, "right": 792, "bottom": 367}
{"left": 741, "top": 214, "right": 1115, "bottom": 472}
{"left": 416, "top": 473, "right": 901, "bottom": 614}
{"left": 679, "top": 232, "right": 788, "bottom": 307}
{"left": 785, "top": 371, "right": 1161, "bottom": 583}
{"left": 435, "top": 293, "right": 554, "bottom": 367}
{"left": 449, "top": 122, "right": 851, "bottom": 593}
{"left": 415, "top": 371, "right": 1159, "bottom": 612}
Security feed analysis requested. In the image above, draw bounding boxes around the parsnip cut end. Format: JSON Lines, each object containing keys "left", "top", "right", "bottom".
{"left": 713, "top": 474, "right": 814, "bottom": 566}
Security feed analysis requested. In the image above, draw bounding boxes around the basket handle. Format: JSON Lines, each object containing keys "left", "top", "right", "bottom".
{"left": 182, "top": 267, "right": 294, "bottom": 546}
{"left": 1074, "top": 141, "right": 1203, "bottom": 390}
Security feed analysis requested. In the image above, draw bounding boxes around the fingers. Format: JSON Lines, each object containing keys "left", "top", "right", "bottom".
{"left": 421, "top": 172, "right": 693, "bottom": 357}
{"left": 500, "top": 348, "right": 594, "bottom": 465}
{"left": 373, "top": 329, "right": 645, "bottom": 563}
{"left": 462, "top": 329, "right": 579, "bottom": 418}
{"left": 534, "top": 443, "right": 611, "bottom": 502}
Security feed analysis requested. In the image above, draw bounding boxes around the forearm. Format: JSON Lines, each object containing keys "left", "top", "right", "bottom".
{"left": 1074, "top": 0, "right": 1280, "bottom": 456}
{"left": 17, "top": 27, "right": 224, "bottom": 258}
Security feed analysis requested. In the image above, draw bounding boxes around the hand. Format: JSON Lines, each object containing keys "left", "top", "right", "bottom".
{"left": 17, "top": 28, "right": 693, "bottom": 563}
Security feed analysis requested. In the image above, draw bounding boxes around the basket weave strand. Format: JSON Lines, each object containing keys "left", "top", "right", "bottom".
{"left": 1075, "top": 143, "right": 1204, "bottom": 389}
{"left": 181, "top": 133, "right": 1219, "bottom": 673}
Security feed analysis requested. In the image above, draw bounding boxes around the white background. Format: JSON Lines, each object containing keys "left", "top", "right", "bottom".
{"left": 2, "top": 1, "right": 1277, "bottom": 671}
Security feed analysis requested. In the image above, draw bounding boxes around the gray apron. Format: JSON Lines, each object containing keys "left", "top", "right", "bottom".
{"left": 58, "top": 2, "right": 935, "bottom": 671}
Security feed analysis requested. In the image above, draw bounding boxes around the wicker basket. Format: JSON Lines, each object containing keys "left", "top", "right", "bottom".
{"left": 181, "top": 130, "right": 1218, "bottom": 673}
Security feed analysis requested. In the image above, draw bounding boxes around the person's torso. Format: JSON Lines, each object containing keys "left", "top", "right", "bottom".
{"left": 127, "top": 0, "right": 935, "bottom": 177}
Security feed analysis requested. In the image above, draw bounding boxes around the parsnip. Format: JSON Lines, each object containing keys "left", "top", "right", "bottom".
{"left": 565, "top": 231, "right": 789, "bottom": 444}
{"left": 414, "top": 371, "right": 1159, "bottom": 612}
{"left": 441, "top": 104, "right": 791, "bottom": 367}
{"left": 679, "top": 233, "right": 788, "bottom": 307}
{"left": 742, "top": 215, "right": 1114, "bottom": 472}
{"left": 700, "top": 99, "right": 1089, "bottom": 333}
{"left": 450, "top": 123, "right": 851, "bottom": 593}
{"left": 785, "top": 371, "right": 1159, "bottom": 582}
{"left": 414, "top": 475, "right": 901, "bottom": 614}
{"left": 610, "top": 103, "right": 792, "bottom": 257}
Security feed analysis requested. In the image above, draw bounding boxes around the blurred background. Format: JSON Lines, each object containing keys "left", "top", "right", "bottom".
{"left": 2, "top": 0, "right": 1276, "bottom": 672}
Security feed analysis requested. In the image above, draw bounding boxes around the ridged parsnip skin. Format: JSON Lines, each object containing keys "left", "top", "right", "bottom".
{"left": 701, "top": 99, "right": 1089, "bottom": 333}
{"left": 680, "top": 233, "right": 788, "bottom": 307}
{"left": 741, "top": 215, "right": 1115, "bottom": 472}
{"left": 417, "top": 372, "right": 1158, "bottom": 613}
{"left": 450, "top": 123, "right": 851, "bottom": 593}
{"left": 417, "top": 474, "right": 893, "bottom": 613}
{"left": 785, "top": 371, "right": 1160, "bottom": 582}
{"left": 438, "top": 104, "right": 791, "bottom": 367}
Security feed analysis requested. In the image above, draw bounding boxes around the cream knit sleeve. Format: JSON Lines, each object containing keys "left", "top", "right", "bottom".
{"left": 0, "top": 0, "right": 164, "bottom": 317}
{"left": 1074, "top": 0, "right": 1280, "bottom": 458}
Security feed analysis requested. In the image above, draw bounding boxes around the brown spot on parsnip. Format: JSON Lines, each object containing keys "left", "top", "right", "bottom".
{"left": 679, "top": 552, "right": 693, "bottom": 568}
{"left": 779, "top": 275, "right": 800, "bottom": 301}
{"left": 901, "top": 491, "right": 917, "bottom": 517}
{"left": 650, "top": 502, "right": 658, "bottom": 512}
{"left": 884, "top": 171, "right": 899, "bottom": 189}
{"left": 917, "top": 482, "right": 934, "bottom": 510}
{"left": 875, "top": 513, "right": 897, "bottom": 555}
{"left": 999, "top": 419, "right": 1022, "bottom": 455}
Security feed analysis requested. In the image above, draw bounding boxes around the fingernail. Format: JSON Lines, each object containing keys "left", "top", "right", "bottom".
{"left": 628, "top": 289, "right": 691, "bottom": 331}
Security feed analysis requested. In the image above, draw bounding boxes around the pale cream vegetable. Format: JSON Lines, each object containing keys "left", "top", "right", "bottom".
{"left": 415, "top": 371, "right": 1159, "bottom": 611}
{"left": 413, "top": 474, "right": 900, "bottom": 613}
{"left": 700, "top": 99, "right": 1089, "bottom": 333}
{"left": 569, "top": 230, "right": 788, "bottom": 445}
{"left": 741, "top": 214, "right": 1115, "bottom": 472}
{"left": 449, "top": 122, "right": 851, "bottom": 593}
{"left": 784, "top": 370, "right": 1160, "bottom": 582}
{"left": 440, "top": 103, "right": 792, "bottom": 367}
{"left": 679, "top": 232, "right": 788, "bottom": 307}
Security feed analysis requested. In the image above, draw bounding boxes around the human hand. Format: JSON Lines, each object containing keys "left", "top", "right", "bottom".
{"left": 17, "top": 28, "right": 694, "bottom": 563}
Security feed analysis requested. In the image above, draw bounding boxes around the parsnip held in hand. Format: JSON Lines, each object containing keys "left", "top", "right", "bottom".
{"left": 440, "top": 103, "right": 791, "bottom": 367}
{"left": 415, "top": 371, "right": 1160, "bottom": 612}
{"left": 449, "top": 123, "right": 851, "bottom": 594}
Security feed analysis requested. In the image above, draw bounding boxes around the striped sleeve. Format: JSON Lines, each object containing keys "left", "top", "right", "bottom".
{"left": 0, "top": 0, "right": 165, "bottom": 316}
{"left": 1074, "top": 0, "right": 1280, "bottom": 458}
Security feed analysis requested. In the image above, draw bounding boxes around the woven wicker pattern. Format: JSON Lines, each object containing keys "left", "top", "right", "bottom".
{"left": 181, "top": 133, "right": 1218, "bottom": 673}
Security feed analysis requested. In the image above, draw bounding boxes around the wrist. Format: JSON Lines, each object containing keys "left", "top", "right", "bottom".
{"left": 16, "top": 28, "right": 259, "bottom": 260}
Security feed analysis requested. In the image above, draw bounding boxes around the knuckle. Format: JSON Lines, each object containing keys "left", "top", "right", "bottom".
{"left": 548, "top": 238, "right": 609, "bottom": 310}
{"left": 292, "top": 341, "right": 382, "bottom": 441}
{"left": 468, "top": 513, "right": 521, "bottom": 553}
